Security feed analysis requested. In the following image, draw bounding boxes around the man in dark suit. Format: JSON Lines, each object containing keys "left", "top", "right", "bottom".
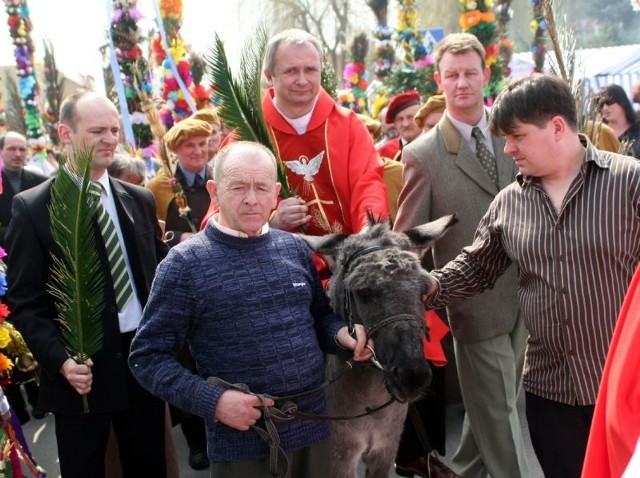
{"left": 0, "top": 131, "right": 48, "bottom": 247}
{"left": 6, "top": 91, "right": 169, "bottom": 478}
{"left": 0, "top": 131, "right": 47, "bottom": 423}
{"left": 394, "top": 33, "right": 530, "bottom": 477}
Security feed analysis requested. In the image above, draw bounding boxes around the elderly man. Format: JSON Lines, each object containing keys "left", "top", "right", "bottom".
{"left": 261, "top": 29, "right": 388, "bottom": 238}
{"left": 129, "top": 141, "right": 371, "bottom": 478}
{"left": 0, "top": 132, "right": 47, "bottom": 247}
{"left": 147, "top": 117, "right": 212, "bottom": 247}
{"left": 377, "top": 90, "right": 423, "bottom": 160}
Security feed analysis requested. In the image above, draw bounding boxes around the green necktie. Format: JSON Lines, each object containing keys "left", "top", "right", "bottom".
{"left": 472, "top": 127, "right": 499, "bottom": 187}
{"left": 89, "top": 182, "right": 134, "bottom": 311}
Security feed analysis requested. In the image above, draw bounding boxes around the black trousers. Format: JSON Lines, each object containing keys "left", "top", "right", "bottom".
{"left": 54, "top": 334, "right": 167, "bottom": 478}
{"left": 525, "top": 391, "right": 594, "bottom": 478}
{"left": 396, "top": 364, "right": 446, "bottom": 458}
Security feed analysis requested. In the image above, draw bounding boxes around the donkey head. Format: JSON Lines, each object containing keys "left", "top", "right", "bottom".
{"left": 301, "top": 213, "right": 457, "bottom": 403}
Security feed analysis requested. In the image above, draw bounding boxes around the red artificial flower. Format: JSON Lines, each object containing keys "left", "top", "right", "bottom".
{"left": 485, "top": 44, "right": 499, "bottom": 58}
{"left": 0, "top": 304, "right": 9, "bottom": 321}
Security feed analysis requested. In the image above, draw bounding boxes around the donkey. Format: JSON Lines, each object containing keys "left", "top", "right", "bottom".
{"left": 300, "top": 213, "right": 457, "bottom": 478}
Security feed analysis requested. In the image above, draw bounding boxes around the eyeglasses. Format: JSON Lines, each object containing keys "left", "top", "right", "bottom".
{"left": 598, "top": 98, "right": 615, "bottom": 108}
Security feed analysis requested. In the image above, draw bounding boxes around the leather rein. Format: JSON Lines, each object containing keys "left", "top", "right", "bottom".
{"left": 207, "top": 245, "right": 424, "bottom": 477}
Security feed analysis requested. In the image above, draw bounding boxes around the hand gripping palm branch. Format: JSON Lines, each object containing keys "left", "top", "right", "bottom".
{"left": 205, "top": 27, "right": 294, "bottom": 198}
{"left": 47, "top": 148, "right": 105, "bottom": 413}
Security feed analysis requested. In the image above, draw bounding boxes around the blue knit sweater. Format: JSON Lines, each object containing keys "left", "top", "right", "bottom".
{"left": 129, "top": 223, "right": 346, "bottom": 461}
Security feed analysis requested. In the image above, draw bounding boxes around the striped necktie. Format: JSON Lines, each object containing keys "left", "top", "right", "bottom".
{"left": 89, "top": 182, "right": 134, "bottom": 311}
{"left": 471, "top": 127, "right": 499, "bottom": 187}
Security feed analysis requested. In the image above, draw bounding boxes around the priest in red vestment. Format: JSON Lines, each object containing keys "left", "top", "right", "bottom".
{"left": 261, "top": 29, "right": 389, "bottom": 236}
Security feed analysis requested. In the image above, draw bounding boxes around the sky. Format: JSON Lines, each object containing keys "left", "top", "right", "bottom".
{"left": 0, "top": 0, "right": 242, "bottom": 92}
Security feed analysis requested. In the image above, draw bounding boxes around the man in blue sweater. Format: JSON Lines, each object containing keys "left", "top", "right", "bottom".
{"left": 129, "top": 141, "right": 371, "bottom": 477}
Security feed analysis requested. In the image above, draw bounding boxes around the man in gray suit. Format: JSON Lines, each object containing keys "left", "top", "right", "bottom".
{"left": 394, "top": 33, "right": 530, "bottom": 478}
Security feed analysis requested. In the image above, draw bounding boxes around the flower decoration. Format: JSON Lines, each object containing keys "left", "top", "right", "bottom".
{"left": 372, "top": 25, "right": 395, "bottom": 81}
{"left": 458, "top": 0, "right": 506, "bottom": 100}
{"left": 110, "top": 0, "right": 156, "bottom": 152}
{"left": 340, "top": 33, "right": 370, "bottom": 113}
{"left": 188, "top": 51, "right": 213, "bottom": 109}
{"left": 154, "top": 0, "right": 195, "bottom": 129}
{"left": 494, "top": 0, "right": 514, "bottom": 75}
{"left": 0, "top": 246, "right": 46, "bottom": 476}
{"left": 3, "top": 0, "right": 45, "bottom": 143}
{"left": 382, "top": 0, "right": 438, "bottom": 101}
{"left": 530, "top": 0, "right": 547, "bottom": 73}
{"left": 396, "top": 0, "right": 426, "bottom": 70}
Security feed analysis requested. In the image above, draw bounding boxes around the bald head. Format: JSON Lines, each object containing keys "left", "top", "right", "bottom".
{"left": 1, "top": 131, "right": 28, "bottom": 172}
{"left": 208, "top": 141, "right": 280, "bottom": 237}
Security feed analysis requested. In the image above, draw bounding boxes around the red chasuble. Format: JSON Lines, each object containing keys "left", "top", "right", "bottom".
{"left": 262, "top": 87, "right": 388, "bottom": 236}
{"left": 581, "top": 265, "right": 640, "bottom": 478}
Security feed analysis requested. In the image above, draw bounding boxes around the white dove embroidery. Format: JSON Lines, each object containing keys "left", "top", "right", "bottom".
{"left": 284, "top": 151, "right": 325, "bottom": 182}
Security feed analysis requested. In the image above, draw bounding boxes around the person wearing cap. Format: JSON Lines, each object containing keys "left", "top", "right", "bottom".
{"left": 146, "top": 117, "right": 213, "bottom": 248}
{"left": 395, "top": 33, "right": 530, "bottom": 478}
{"left": 377, "top": 90, "right": 423, "bottom": 160}
{"left": 191, "top": 108, "right": 223, "bottom": 167}
{"left": 414, "top": 94, "right": 446, "bottom": 133}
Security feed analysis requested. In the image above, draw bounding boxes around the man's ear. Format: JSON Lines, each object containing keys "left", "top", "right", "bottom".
{"left": 264, "top": 69, "right": 272, "bottom": 83}
{"left": 483, "top": 66, "right": 491, "bottom": 86}
{"left": 206, "top": 180, "right": 218, "bottom": 203}
{"left": 58, "top": 123, "right": 72, "bottom": 144}
{"left": 550, "top": 115, "right": 566, "bottom": 136}
{"left": 434, "top": 71, "right": 442, "bottom": 89}
{"left": 273, "top": 183, "right": 281, "bottom": 208}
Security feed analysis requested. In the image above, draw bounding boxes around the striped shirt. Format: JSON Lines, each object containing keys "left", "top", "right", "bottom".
{"left": 429, "top": 136, "right": 640, "bottom": 405}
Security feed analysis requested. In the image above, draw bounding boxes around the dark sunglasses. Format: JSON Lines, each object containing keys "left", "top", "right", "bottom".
{"left": 598, "top": 98, "right": 615, "bottom": 108}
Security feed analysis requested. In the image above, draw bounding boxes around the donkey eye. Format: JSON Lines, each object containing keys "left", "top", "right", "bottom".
{"left": 357, "top": 290, "right": 376, "bottom": 304}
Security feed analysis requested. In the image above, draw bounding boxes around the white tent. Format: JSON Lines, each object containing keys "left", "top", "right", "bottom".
{"left": 509, "top": 44, "right": 640, "bottom": 100}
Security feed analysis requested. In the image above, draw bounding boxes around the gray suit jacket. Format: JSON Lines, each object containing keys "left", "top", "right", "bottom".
{"left": 395, "top": 113, "right": 520, "bottom": 343}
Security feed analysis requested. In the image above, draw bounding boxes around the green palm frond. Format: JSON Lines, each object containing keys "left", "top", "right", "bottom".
{"left": 4, "top": 74, "right": 26, "bottom": 135}
{"left": 47, "top": 148, "right": 105, "bottom": 413}
{"left": 205, "top": 28, "right": 294, "bottom": 198}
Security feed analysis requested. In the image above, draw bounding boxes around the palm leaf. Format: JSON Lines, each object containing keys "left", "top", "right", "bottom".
{"left": 42, "top": 38, "right": 66, "bottom": 146}
{"left": 47, "top": 148, "right": 105, "bottom": 413}
{"left": 205, "top": 28, "right": 294, "bottom": 198}
{"left": 4, "top": 73, "right": 26, "bottom": 135}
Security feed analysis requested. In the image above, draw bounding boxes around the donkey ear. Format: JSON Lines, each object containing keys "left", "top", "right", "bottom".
{"left": 401, "top": 214, "right": 458, "bottom": 258}
{"left": 298, "top": 233, "right": 349, "bottom": 269}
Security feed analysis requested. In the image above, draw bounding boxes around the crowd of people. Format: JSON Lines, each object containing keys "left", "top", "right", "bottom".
{"left": 0, "top": 27, "right": 639, "bottom": 478}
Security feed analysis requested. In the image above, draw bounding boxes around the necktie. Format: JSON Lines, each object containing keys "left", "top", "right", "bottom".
{"left": 471, "top": 127, "right": 499, "bottom": 187}
{"left": 89, "top": 182, "right": 134, "bottom": 311}
{"left": 193, "top": 174, "right": 204, "bottom": 188}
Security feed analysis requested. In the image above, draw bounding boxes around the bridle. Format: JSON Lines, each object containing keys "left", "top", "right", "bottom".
{"left": 207, "top": 244, "right": 427, "bottom": 477}
{"left": 341, "top": 245, "right": 427, "bottom": 364}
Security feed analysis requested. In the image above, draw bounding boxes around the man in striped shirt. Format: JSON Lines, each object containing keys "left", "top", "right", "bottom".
{"left": 426, "top": 74, "right": 640, "bottom": 478}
